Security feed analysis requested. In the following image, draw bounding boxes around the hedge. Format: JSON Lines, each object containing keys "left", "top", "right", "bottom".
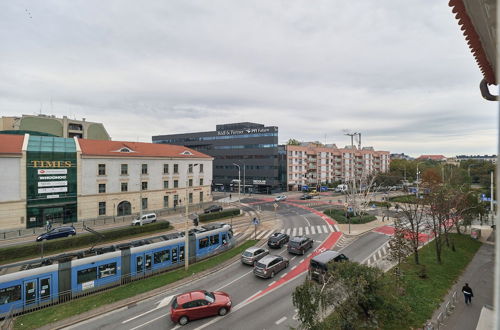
{"left": 199, "top": 208, "right": 241, "bottom": 222}
{"left": 324, "top": 209, "right": 376, "bottom": 224}
{"left": 0, "top": 221, "right": 171, "bottom": 264}
{"left": 369, "top": 201, "right": 391, "bottom": 208}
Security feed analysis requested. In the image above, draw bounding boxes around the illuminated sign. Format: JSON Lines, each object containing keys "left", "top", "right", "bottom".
{"left": 217, "top": 127, "right": 277, "bottom": 136}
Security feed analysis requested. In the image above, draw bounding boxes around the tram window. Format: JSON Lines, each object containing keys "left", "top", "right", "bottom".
{"left": 199, "top": 237, "right": 209, "bottom": 249}
{"left": 98, "top": 263, "right": 117, "bottom": 278}
{"left": 228, "top": 231, "right": 233, "bottom": 239}
{"left": 40, "top": 278, "right": 50, "bottom": 300}
{"left": 154, "top": 250, "right": 170, "bottom": 264}
{"left": 213, "top": 234, "right": 219, "bottom": 245}
{"left": 0, "top": 285, "right": 21, "bottom": 305}
{"left": 179, "top": 246, "right": 184, "bottom": 262}
{"left": 137, "top": 256, "right": 144, "bottom": 272}
{"left": 145, "top": 255, "right": 152, "bottom": 270}
{"left": 77, "top": 267, "right": 97, "bottom": 284}
{"left": 172, "top": 247, "right": 178, "bottom": 263}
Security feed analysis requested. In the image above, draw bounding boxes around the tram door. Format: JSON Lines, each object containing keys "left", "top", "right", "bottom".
{"left": 136, "top": 253, "right": 153, "bottom": 274}
{"left": 40, "top": 277, "right": 51, "bottom": 301}
{"left": 145, "top": 253, "right": 152, "bottom": 271}
{"left": 24, "top": 276, "right": 52, "bottom": 306}
{"left": 24, "top": 280, "right": 37, "bottom": 305}
{"left": 136, "top": 255, "right": 144, "bottom": 273}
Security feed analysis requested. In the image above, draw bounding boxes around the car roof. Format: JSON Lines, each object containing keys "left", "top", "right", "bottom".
{"left": 270, "top": 232, "right": 285, "bottom": 237}
{"left": 176, "top": 290, "right": 206, "bottom": 304}
{"left": 258, "top": 255, "right": 281, "bottom": 264}
{"left": 244, "top": 247, "right": 263, "bottom": 253}
{"left": 311, "top": 250, "right": 342, "bottom": 264}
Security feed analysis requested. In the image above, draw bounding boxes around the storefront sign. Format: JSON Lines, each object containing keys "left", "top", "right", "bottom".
{"left": 38, "top": 187, "right": 68, "bottom": 194}
{"left": 37, "top": 169, "right": 68, "bottom": 175}
{"left": 32, "top": 161, "right": 72, "bottom": 168}
{"left": 217, "top": 127, "right": 277, "bottom": 136}
{"left": 253, "top": 180, "right": 266, "bottom": 185}
{"left": 38, "top": 181, "right": 68, "bottom": 187}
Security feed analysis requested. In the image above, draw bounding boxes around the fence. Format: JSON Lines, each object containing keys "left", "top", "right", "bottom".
{"left": 425, "top": 291, "right": 457, "bottom": 329}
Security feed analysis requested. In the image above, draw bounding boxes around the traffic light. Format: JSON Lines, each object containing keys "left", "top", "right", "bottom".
{"left": 193, "top": 217, "right": 199, "bottom": 227}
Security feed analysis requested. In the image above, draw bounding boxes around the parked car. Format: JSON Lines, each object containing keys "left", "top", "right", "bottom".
{"left": 300, "top": 194, "right": 312, "bottom": 200}
{"left": 204, "top": 205, "right": 223, "bottom": 213}
{"left": 131, "top": 213, "right": 157, "bottom": 226}
{"left": 287, "top": 236, "right": 313, "bottom": 255}
{"left": 170, "top": 290, "right": 232, "bottom": 326}
{"left": 267, "top": 232, "right": 289, "bottom": 248}
{"left": 241, "top": 247, "right": 269, "bottom": 265}
{"left": 309, "top": 250, "right": 349, "bottom": 283}
{"left": 253, "top": 255, "right": 289, "bottom": 279}
{"left": 36, "top": 226, "right": 76, "bottom": 242}
{"left": 275, "top": 195, "right": 287, "bottom": 202}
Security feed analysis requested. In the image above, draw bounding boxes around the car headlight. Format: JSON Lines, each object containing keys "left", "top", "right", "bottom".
{"left": 227, "top": 301, "right": 232, "bottom": 306}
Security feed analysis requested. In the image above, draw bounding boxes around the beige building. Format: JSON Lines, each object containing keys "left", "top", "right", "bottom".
{"left": 286, "top": 142, "right": 390, "bottom": 191}
{"left": 1, "top": 114, "right": 110, "bottom": 140}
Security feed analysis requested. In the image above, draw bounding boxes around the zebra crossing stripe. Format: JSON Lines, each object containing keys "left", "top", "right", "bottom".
{"left": 256, "top": 230, "right": 270, "bottom": 239}
{"left": 316, "top": 225, "right": 323, "bottom": 234}
{"left": 322, "top": 225, "right": 328, "bottom": 233}
{"left": 286, "top": 228, "right": 291, "bottom": 236}
{"left": 311, "top": 226, "right": 316, "bottom": 235}
{"left": 334, "top": 225, "right": 340, "bottom": 232}
{"left": 327, "top": 224, "right": 334, "bottom": 232}
{"left": 305, "top": 227, "right": 310, "bottom": 235}
{"left": 298, "top": 227, "right": 303, "bottom": 236}
{"left": 292, "top": 228, "right": 297, "bottom": 236}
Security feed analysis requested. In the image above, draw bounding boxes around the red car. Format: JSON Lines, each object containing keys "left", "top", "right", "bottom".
{"left": 170, "top": 290, "right": 232, "bottom": 325}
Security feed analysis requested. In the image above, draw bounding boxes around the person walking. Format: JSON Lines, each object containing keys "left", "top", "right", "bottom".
{"left": 462, "top": 283, "right": 474, "bottom": 304}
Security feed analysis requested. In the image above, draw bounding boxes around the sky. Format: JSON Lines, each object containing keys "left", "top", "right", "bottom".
{"left": 0, "top": 1, "right": 496, "bottom": 157}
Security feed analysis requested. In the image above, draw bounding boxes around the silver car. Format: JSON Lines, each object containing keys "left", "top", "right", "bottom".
{"left": 241, "top": 247, "right": 269, "bottom": 266}
{"left": 253, "top": 255, "right": 289, "bottom": 279}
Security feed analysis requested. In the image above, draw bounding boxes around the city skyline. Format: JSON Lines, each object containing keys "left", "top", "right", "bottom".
{"left": 0, "top": 1, "right": 496, "bottom": 156}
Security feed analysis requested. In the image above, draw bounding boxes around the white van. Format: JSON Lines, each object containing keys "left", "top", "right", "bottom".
{"left": 335, "top": 184, "right": 348, "bottom": 193}
{"left": 131, "top": 213, "right": 157, "bottom": 226}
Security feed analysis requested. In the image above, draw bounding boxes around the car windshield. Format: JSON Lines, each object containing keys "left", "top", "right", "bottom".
{"left": 243, "top": 251, "right": 253, "bottom": 257}
{"left": 205, "top": 291, "right": 215, "bottom": 303}
{"left": 289, "top": 241, "right": 300, "bottom": 247}
{"left": 255, "top": 261, "right": 266, "bottom": 268}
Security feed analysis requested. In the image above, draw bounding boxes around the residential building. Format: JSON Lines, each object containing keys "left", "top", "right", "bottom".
{"left": 286, "top": 142, "right": 390, "bottom": 191}
{"left": 153, "top": 122, "right": 283, "bottom": 193}
{"left": 0, "top": 134, "right": 212, "bottom": 229}
{"left": 416, "top": 155, "right": 447, "bottom": 162}
{"left": 456, "top": 155, "right": 497, "bottom": 164}
{"left": 0, "top": 114, "right": 110, "bottom": 140}
{"left": 390, "top": 153, "right": 414, "bottom": 160}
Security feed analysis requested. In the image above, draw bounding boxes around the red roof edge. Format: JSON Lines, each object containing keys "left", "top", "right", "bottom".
{"left": 449, "top": 0, "right": 496, "bottom": 84}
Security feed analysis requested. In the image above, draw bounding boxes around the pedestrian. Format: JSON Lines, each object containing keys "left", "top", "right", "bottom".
{"left": 230, "top": 193, "right": 232, "bottom": 200}
{"left": 462, "top": 283, "right": 474, "bottom": 304}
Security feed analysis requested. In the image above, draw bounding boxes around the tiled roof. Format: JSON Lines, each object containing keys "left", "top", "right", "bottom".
{"left": 0, "top": 134, "right": 24, "bottom": 155}
{"left": 417, "top": 155, "right": 447, "bottom": 160}
{"left": 78, "top": 139, "right": 211, "bottom": 158}
{"left": 449, "top": 0, "right": 496, "bottom": 84}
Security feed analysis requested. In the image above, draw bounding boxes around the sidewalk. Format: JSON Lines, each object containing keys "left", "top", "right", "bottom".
{"left": 429, "top": 227, "right": 495, "bottom": 330}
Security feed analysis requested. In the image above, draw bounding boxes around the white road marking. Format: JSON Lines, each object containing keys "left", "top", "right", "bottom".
{"left": 316, "top": 225, "right": 323, "bottom": 234}
{"left": 322, "top": 225, "right": 328, "bottom": 233}
{"left": 65, "top": 307, "right": 127, "bottom": 329}
{"left": 300, "top": 215, "right": 311, "bottom": 227}
{"left": 129, "top": 313, "right": 167, "bottom": 330}
{"left": 291, "top": 256, "right": 296, "bottom": 261}
{"left": 122, "top": 295, "right": 174, "bottom": 323}
{"left": 216, "top": 268, "right": 254, "bottom": 291}
{"left": 256, "top": 230, "right": 270, "bottom": 239}
{"left": 327, "top": 224, "right": 334, "bottom": 232}
{"left": 268, "top": 280, "right": 276, "bottom": 286}
{"left": 334, "top": 224, "right": 340, "bottom": 232}
{"left": 291, "top": 265, "right": 297, "bottom": 270}
{"left": 286, "top": 228, "right": 291, "bottom": 235}
{"left": 276, "top": 316, "right": 287, "bottom": 325}
{"left": 298, "top": 227, "right": 303, "bottom": 236}
{"left": 305, "top": 227, "right": 310, "bottom": 235}
{"left": 280, "top": 272, "right": 288, "bottom": 278}
{"left": 292, "top": 228, "right": 297, "bottom": 236}
{"left": 311, "top": 226, "right": 316, "bottom": 235}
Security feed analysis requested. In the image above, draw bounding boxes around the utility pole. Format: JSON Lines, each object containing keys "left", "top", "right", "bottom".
{"left": 233, "top": 163, "right": 241, "bottom": 203}
{"left": 185, "top": 164, "right": 198, "bottom": 271}
{"left": 344, "top": 133, "right": 356, "bottom": 182}
{"left": 491, "top": 171, "right": 494, "bottom": 222}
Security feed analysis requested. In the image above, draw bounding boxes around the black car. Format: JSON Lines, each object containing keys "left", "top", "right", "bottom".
{"left": 267, "top": 232, "right": 290, "bottom": 248}
{"left": 204, "top": 205, "right": 223, "bottom": 214}
{"left": 36, "top": 226, "right": 76, "bottom": 242}
{"left": 300, "top": 194, "right": 312, "bottom": 200}
{"left": 287, "top": 236, "right": 313, "bottom": 255}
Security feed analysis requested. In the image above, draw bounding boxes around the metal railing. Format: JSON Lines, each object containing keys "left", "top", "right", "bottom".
{"left": 425, "top": 291, "right": 457, "bottom": 329}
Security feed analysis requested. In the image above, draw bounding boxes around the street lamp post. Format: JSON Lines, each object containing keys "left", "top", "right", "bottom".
{"left": 242, "top": 161, "right": 246, "bottom": 195}
{"left": 185, "top": 163, "right": 199, "bottom": 271}
{"left": 416, "top": 164, "right": 421, "bottom": 199}
{"left": 233, "top": 163, "right": 241, "bottom": 203}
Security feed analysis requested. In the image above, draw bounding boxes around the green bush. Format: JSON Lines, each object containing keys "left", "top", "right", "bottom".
{"left": 389, "top": 195, "right": 418, "bottom": 203}
{"left": 0, "top": 221, "right": 171, "bottom": 264}
{"left": 199, "top": 208, "right": 240, "bottom": 222}
{"left": 369, "top": 201, "right": 391, "bottom": 208}
{"left": 323, "top": 209, "right": 376, "bottom": 224}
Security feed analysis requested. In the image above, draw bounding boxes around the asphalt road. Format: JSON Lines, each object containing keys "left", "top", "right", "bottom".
{"left": 64, "top": 196, "right": 391, "bottom": 330}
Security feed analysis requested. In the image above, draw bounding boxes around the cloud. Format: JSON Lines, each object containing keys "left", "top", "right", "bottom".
{"left": 0, "top": 0, "right": 495, "bottom": 157}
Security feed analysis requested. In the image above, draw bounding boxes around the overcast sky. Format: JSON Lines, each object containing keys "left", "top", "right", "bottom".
{"left": 0, "top": 1, "right": 496, "bottom": 157}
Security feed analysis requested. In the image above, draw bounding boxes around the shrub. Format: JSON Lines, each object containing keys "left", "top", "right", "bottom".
{"left": 199, "top": 208, "right": 240, "bottom": 222}
{"left": 323, "top": 209, "right": 376, "bottom": 224}
{"left": 369, "top": 201, "right": 391, "bottom": 208}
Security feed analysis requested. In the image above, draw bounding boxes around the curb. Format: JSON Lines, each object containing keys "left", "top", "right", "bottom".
{"left": 35, "top": 239, "right": 268, "bottom": 330}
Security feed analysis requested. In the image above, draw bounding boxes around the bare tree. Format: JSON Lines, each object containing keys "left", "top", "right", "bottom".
{"left": 387, "top": 217, "right": 413, "bottom": 288}
{"left": 397, "top": 197, "right": 427, "bottom": 265}
{"left": 344, "top": 172, "right": 380, "bottom": 217}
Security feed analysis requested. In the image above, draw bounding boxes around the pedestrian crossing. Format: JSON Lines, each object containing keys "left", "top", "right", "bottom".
{"left": 238, "top": 224, "right": 338, "bottom": 240}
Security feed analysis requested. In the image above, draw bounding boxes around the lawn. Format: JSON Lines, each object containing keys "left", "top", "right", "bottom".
{"left": 14, "top": 240, "right": 258, "bottom": 330}
{"left": 323, "top": 208, "right": 376, "bottom": 224}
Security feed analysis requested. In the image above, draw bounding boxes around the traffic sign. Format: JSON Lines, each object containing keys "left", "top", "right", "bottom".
{"left": 273, "top": 203, "right": 278, "bottom": 209}
{"left": 343, "top": 203, "right": 348, "bottom": 208}
{"left": 348, "top": 207, "right": 353, "bottom": 212}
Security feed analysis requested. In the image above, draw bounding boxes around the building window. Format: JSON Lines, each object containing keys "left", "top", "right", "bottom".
{"left": 199, "top": 178, "right": 204, "bottom": 186}
{"left": 199, "top": 164, "right": 204, "bottom": 173}
{"left": 98, "top": 164, "right": 106, "bottom": 176}
{"left": 121, "top": 182, "right": 128, "bottom": 192}
{"left": 142, "top": 164, "right": 148, "bottom": 175}
{"left": 98, "top": 202, "right": 106, "bottom": 215}
{"left": 142, "top": 198, "right": 148, "bottom": 210}
{"left": 141, "top": 181, "right": 148, "bottom": 190}
{"left": 163, "top": 164, "right": 169, "bottom": 174}
{"left": 173, "top": 164, "right": 179, "bottom": 174}
{"left": 163, "top": 196, "right": 169, "bottom": 208}
{"left": 188, "top": 192, "right": 193, "bottom": 204}
{"left": 98, "top": 183, "right": 106, "bottom": 193}
{"left": 163, "top": 180, "right": 169, "bottom": 189}
{"left": 188, "top": 179, "right": 193, "bottom": 187}
{"left": 199, "top": 191, "right": 203, "bottom": 203}
{"left": 173, "top": 194, "right": 179, "bottom": 207}
{"left": 188, "top": 164, "right": 193, "bottom": 173}
{"left": 174, "top": 180, "right": 178, "bottom": 188}
{"left": 121, "top": 164, "right": 128, "bottom": 175}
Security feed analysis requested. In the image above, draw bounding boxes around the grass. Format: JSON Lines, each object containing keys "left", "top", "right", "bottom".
{"left": 323, "top": 208, "right": 376, "bottom": 224}
{"left": 14, "top": 240, "right": 258, "bottom": 330}
{"left": 200, "top": 213, "right": 243, "bottom": 223}
{"left": 386, "top": 233, "right": 482, "bottom": 328}
{"left": 389, "top": 195, "right": 419, "bottom": 204}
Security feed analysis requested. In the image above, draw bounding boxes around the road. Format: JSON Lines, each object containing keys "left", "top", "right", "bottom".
{"left": 64, "top": 196, "right": 391, "bottom": 330}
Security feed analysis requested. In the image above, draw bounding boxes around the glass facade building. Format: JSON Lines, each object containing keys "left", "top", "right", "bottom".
{"left": 153, "top": 122, "right": 284, "bottom": 193}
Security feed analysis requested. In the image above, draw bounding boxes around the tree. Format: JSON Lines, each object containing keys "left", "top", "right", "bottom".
{"left": 421, "top": 168, "right": 442, "bottom": 186}
{"left": 387, "top": 217, "right": 413, "bottom": 289}
{"left": 287, "top": 138, "right": 301, "bottom": 145}
{"left": 397, "top": 197, "right": 427, "bottom": 265}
